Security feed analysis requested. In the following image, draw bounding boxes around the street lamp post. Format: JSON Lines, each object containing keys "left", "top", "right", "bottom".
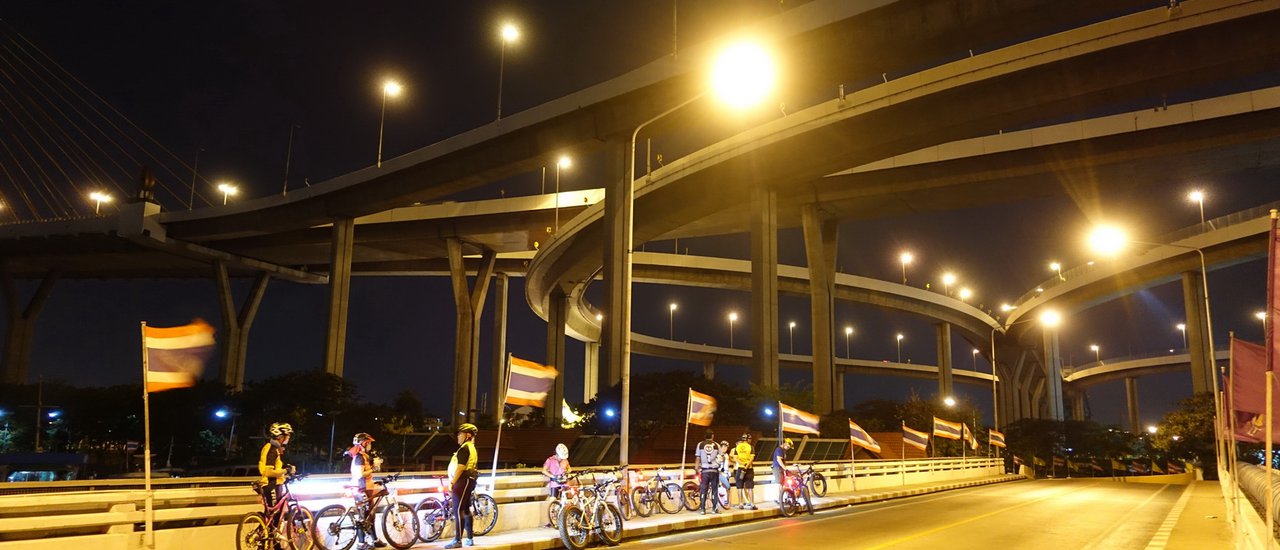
{"left": 217, "top": 183, "right": 238, "bottom": 205}
{"left": 844, "top": 326, "right": 853, "bottom": 359}
{"left": 788, "top": 321, "right": 796, "bottom": 354}
{"left": 895, "top": 333, "right": 904, "bottom": 363}
{"left": 972, "top": 348, "right": 979, "bottom": 371}
{"left": 214, "top": 409, "right": 239, "bottom": 460}
{"left": 317, "top": 411, "right": 339, "bottom": 471}
{"left": 496, "top": 23, "right": 519, "bottom": 120}
{"left": 554, "top": 155, "right": 571, "bottom": 232}
{"left": 1090, "top": 344, "right": 1100, "bottom": 364}
{"left": 89, "top": 191, "right": 112, "bottom": 214}
{"left": 942, "top": 273, "right": 956, "bottom": 297}
{"left": 728, "top": 312, "right": 738, "bottom": 349}
{"left": 899, "top": 252, "right": 913, "bottom": 285}
{"left": 617, "top": 41, "right": 775, "bottom": 467}
{"left": 1188, "top": 190, "right": 1206, "bottom": 225}
{"left": 1176, "top": 323, "right": 1187, "bottom": 352}
{"left": 377, "top": 80, "right": 402, "bottom": 167}
{"left": 669, "top": 303, "right": 678, "bottom": 340}
{"left": 1050, "top": 261, "right": 1064, "bottom": 281}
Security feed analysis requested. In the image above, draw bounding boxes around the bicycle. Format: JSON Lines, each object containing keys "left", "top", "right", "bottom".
{"left": 558, "top": 469, "right": 624, "bottom": 550}
{"left": 798, "top": 464, "right": 827, "bottom": 498}
{"left": 313, "top": 473, "right": 418, "bottom": 550}
{"left": 547, "top": 471, "right": 593, "bottom": 530}
{"left": 778, "top": 468, "right": 814, "bottom": 517}
{"left": 681, "top": 471, "right": 730, "bottom": 512}
{"left": 413, "top": 475, "right": 499, "bottom": 543}
{"left": 627, "top": 468, "right": 683, "bottom": 517}
{"left": 236, "top": 473, "right": 314, "bottom": 550}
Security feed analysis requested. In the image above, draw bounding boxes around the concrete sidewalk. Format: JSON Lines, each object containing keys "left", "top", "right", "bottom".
{"left": 1162, "top": 481, "right": 1232, "bottom": 550}
{"left": 438, "top": 474, "right": 1023, "bottom": 550}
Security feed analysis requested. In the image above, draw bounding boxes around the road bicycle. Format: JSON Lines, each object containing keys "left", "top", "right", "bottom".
{"left": 313, "top": 473, "right": 418, "bottom": 550}
{"left": 778, "top": 468, "right": 814, "bottom": 517}
{"left": 627, "top": 468, "right": 684, "bottom": 517}
{"left": 798, "top": 464, "right": 827, "bottom": 497}
{"left": 236, "top": 473, "right": 314, "bottom": 550}
{"left": 413, "top": 475, "right": 499, "bottom": 543}
{"left": 558, "top": 469, "right": 624, "bottom": 550}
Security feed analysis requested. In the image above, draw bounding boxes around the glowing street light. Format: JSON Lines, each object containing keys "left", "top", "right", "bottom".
{"left": 1176, "top": 323, "right": 1187, "bottom": 351}
{"left": 941, "top": 272, "right": 957, "bottom": 296}
{"left": 895, "top": 333, "right": 905, "bottom": 363}
{"left": 88, "top": 191, "right": 112, "bottom": 214}
{"left": 727, "top": 312, "right": 739, "bottom": 348}
{"left": 899, "top": 252, "right": 914, "bottom": 285}
{"left": 216, "top": 182, "right": 238, "bottom": 205}
{"left": 1087, "top": 225, "right": 1127, "bottom": 257}
{"left": 496, "top": 22, "right": 520, "bottom": 120}
{"left": 844, "top": 326, "right": 854, "bottom": 359}
{"left": 943, "top": 396, "right": 956, "bottom": 407}
{"left": 377, "top": 79, "right": 403, "bottom": 168}
{"left": 1000, "top": 303, "right": 1014, "bottom": 313}
{"left": 1257, "top": 310, "right": 1268, "bottom": 323}
{"left": 668, "top": 302, "right": 678, "bottom": 340}
{"left": 958, "top": 287, "right": 973, "bottom": 301}
{"left": 1089, "top": 344, "right": 1100, "bottom": 364}
{"left": 616, "top": 40, "right": 777, "bottom": 466}
{"left": 1049, "top": 261, "right": 1064, "bottom": 281}
{"left": 554, "top": 154, "right": 572, "bottom": 232}
{"left": 1146, "top": 425, "right": 1158, "bottom": 435}
{"left": 596, "top": 313, "right": 603, "bottom": 322}
{"left": 1039, "top": 309, "right": 1062, "bottom": 328}
{"left": 788, "top": 321, "right": 796, "bottom": 354}
{"left": 972, "top": 348, "right": 979, "bottom": 371}
{"left": 1188, "top": 190, "right": 1205, "bottom": 224}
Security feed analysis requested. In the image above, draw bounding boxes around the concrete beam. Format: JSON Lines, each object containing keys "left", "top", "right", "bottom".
{"left": 1040, "top": 328, "right": 1065, "bottom": 421}
{"left": 323, "top": 218, "right": 354, "bottom": 377}
{"left": 749, "top": 185, "right": 780, "bottom": 389}
{"left": 936, "top": 322, "right": 954, "bottom": 401}
{"left": 213, "top": 262, "right": 269, "bottom": 391}
{"left": 545, "top": 288, "right": 567, "bottom": 427}
{"left": 802, "top": 205, "right": 838, "bottom": 414}
{"left": 489, "top": 274, "right": 509, "bottom": 421}
{"left": 583, "top": 342, "right": 600, "bottom": 402}
{"left": 1, "top": 269, "right": 56, "bottom": 385}
{"left": 1126, "top": 377, "right": 1141, "bottom": 432}
{"left": 1181, "top": 270, "right": 1215, "bottom": 393}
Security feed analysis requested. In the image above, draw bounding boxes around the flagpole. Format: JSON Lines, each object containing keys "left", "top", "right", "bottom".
{"left": 680, "top": 389, "right": 691, "bottom": 487}
{"left": 1268, "top": 210, "right": 1278, "bottom": 542}
{"left": 489, "top": 353, "right": 512, "bottom": 491}
{"left": 1228, "top": 332, "right": 1242, "bottom": 531}
{"left": 140, "top": 321, "right": 155, "bottom": 550}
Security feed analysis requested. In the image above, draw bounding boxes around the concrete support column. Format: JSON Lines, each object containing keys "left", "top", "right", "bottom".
{"left": 834, "top": 371, "right": 845, "bottom": 411}
{"left": 1, "top": 270, "right": 56, "bottom": 385}
{"left": 489, "top": 274, "right": 509, "bottom": 421}
{"left": 545, "top": 288, "right": 567, "bottom": 427}
{"left": 1181, "top": 271, "right": 1214, "bottom": 394}
{"left": 583, "top": 342, "right": 600, "bottom": 402}
{"left": 447, "top": 239, "right": 497, "bottom": 423}
{"left": 1040, "top": 329, "right": 1066, "bottom": 421}
{"left": 1070, "top": 391, "right": 1086, "bottom": 421}
{"left": 703, "top": 362, "right": 715, "bottom": 381}
{"left": 214, "top": 262, "right": 269, "bottom": 391}
{"left": 1031, "top": 379, "right": 1047, "bottom": 419}
{"left": 801, "top": 204, "right": 838, "bottom": 414}
{"left": 936, "top": 323, "right": 954, "bottom": 401}
{"left": 1125, "top": 377, "right": 1141, "bottom": 432}
{"left": 324, "top": 217, "right": 354, "bottom": 377}
{"left": 600, "top": 140, "right": 629, "bottom": 391}
{"left": 1015, "top": 355, "right": 1035, "bottom": 420}
{"left": 749, "top": 185, "right": 780, "bottom": 389}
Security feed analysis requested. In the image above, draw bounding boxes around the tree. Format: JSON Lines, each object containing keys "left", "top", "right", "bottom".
{"left": 1151, "top": 392, "right": 1217, "bottom": 473}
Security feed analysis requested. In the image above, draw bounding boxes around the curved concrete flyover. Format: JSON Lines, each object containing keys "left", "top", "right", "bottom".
{"left": 1064, "top": 350, "right": 1230, "bottom": 390}
{"left": 528, "top": 0, "right": 1280, "bottom": 323}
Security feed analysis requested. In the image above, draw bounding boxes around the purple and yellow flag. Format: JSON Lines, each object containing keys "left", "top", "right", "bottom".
{"left": 143, "top": 320, "right": 215, "bottom": 392}
{"left": 932, "top": 417, "right": 963, "bottom": 440}
{"left": 779, "top": 402, "right": 820, "bottom": 435}
{"left": 988, "top": 429, "right": 1006, "bottom": 448}
{"left": 849, "top": 419, "right": 881, "bottom": 453}
{"left": 902, "top": 423, "right": 929, "bottom": 451}
{"left": 688, "top": 389, "right": 717, "bottom": 427}
{"left": 504, "top": 355, "right": 558, "bottom": 408}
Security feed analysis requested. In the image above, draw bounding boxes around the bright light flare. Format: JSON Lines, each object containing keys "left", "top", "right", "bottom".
{"left": 1087, "top": 225, "right": 1127, "bottom": 256}
{"left": 1176, "top": 323, "right": 1186, "bottom": 331}
{"left": 383, "top": 80, "right": 402, "bottom": 97}
{"left": 711, "top": 41, "right": 776, "bottom": 109}
{"left": 1049, "top": 262, "right": 1061, "bottom": 272}
{"left": 899, "top": 252, "right": 914, "bottom": 265}
{"left": 217, "top": 183, "right": 238, "bottom": 196}
{"left": 958, "top": 287, "right": 973, "bottom": 301}
{"left": 1089, "top": 344, "right": 1099, "bottom": 352}
{"left": 501, "top": 23, "right": 520, "bottom": 43}
{"left": 1146, "top": 425, "right": 1158, "bottom": 434}
{"left": 943, "top": 396, "right": 956, "bottom": 407}
{"left": 1039, "top": 309, "right": 1062, "bottom": 328}
{"left": 669, "top": 303, "right": 678, "bottom": 312}
{"left": 1000, "top": 304, "right": 1014, "bottom": 312}
{"left": 89, "top": 191, "right": 112, "bottom": 203}
{"left": 557, "top": 155, "right": 572, "bottom": 169}
{"left": 214, "top": 409, "right": 229, "bottom": 419}
{"left": 1188, "top": 190, "right": 1205, "bottom": 203}
{"left": 896, "top": 333, "right": 904, "bottom": 341}
{"left": 1258, "top": 311, "right": 1268, "bottom": 321}
{"left": 728, "top": 312, "right": 738, "bottom": 322}
{"left": 845, "top": 326, "right": 854, "bottom": 335}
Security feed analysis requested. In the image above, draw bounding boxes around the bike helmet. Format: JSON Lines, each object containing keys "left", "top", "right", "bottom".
{"left": 719, "top": 440, "right": 730, "bottom": 448}
{"left": 268, "top": 422, "right": 293, "bottom": 438}
{"left": 740, "top": 433, "right": 752, "bottom": 441}
{"left": 353, "top": 432, "right": 375, "bottom": 445}
{"left": 783, "top": 437, "right": 793, "bottom": 447}
{"left": 456, "top": 423, "right": 479, "bottom": 435}
{"left": 556, "top": 443, "right": 569, "bottom": 459}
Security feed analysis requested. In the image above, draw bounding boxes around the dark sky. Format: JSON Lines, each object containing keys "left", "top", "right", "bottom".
{"left": 2, "top": 1, "right": 1277, "bottom": 429}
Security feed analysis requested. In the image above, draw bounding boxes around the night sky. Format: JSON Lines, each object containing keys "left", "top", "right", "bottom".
{"left": 3, "top": 1, "right": 1278, "bottom": 429}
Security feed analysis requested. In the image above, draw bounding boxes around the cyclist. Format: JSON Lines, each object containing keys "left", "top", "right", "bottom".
{"left": 694, "top": 431, "right": 721, "bottom": 515}
{"left": 258, "top": 422, "right": 294, "bottom": 550}
{"left": 717, "top": 440, "right": 734, "bottom": 509}
{"left": 733, "top": 433, "right": 758, "bottom": 510}
{"left": 348, "top": 432, "right": 385, "bottom": 549}
{"left": 542, "top": 443, "right": 571, "bottom": 528}
{"left": 771, "top": 438, "right": 793, "bottom": 506}
{"left": 445, "top": 423, "right": 479, "bottom": 549}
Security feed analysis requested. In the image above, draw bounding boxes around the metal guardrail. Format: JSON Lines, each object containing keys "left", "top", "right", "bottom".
{"left": 1235, "top": 463, "right": 1280, "bottom": 531}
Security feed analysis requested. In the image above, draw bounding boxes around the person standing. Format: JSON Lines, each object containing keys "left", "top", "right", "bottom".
{"left": 717, "top": 440, "right": 733, "bottom": 509}
{"left": 257, "top": 422, "right": 294, "bottom": 550}
{"left": 772, "top": 438, "right": 793, "bottom": 505}
{"left": 694, "top": 431, "right": 722, "bottom": 515}
{"left": 348, "top": 433, "right": 385, "bottom": 549}
{"left": 733, "top": 433, "right": 758, "bottom": 510}
{"left": 445, "top": 423, "right": 479, "bottom": 549}
{"left": 542, "top": 443, "right": 571, "bottom": 528}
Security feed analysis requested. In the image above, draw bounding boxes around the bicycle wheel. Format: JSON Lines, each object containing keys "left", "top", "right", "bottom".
{"left": 630, "top": 487, "right": 653, "bottom": 518}
{"left": 810, "top": 472, "right": 828, "bottom": 498}
{"left": 718, "top": 485, "right": 731, "bottom": 510}
{"left": 595, "top": 501, "right": 624, "bottom": 546}
{"left": 286, "top": 506, "right": 315, "bottom": 550}
{"left": 558, "top": 503, "right": 591, "bottom": 550}
{"left": 613, "top": 487, "right": 634, "bottom": 520}
{"left": 548, "top": 499, "right": 564, "bottom": 529}
{"left": 414, "top": 496, "right": 448, "bottom": 543}
{"left": 471, "top": 493, "right": 498, "bottom": 536}
{"left": 380, "top": 501, "right": 418, "bottom": 549}
{"left": 236, "top": 512, "right": 268, "bottom": 550}
{"left": 779, "top": 489, "right": 798, "bottom": 517}
{"left": 313, "top": 505, "right": 357, "bottom": 550}
{"left": 802, "top": 486, "right": 814, "bottom": 515}
{"left": 681, "top": 481, "right": 699, "bottom": 511}
{"left": 657, "top": 483, "right": 683, "bottom": 514}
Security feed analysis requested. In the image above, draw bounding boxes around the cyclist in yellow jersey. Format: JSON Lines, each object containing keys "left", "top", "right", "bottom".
{"left": 257, "top": 422, "right": 295, "bottom": 527}
{"left": 445, "top": 423, "right": 479, "bottom": 549}
{"left": 733, "top": 433, "right": 758, "bottom": 510}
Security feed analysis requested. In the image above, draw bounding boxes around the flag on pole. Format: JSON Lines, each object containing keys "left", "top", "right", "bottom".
{"left": 504, "top": 355, "right": 558, "bottom": 408}
{"left": 1091, "top": 462, "right": 1104, "bottom": 473}
{"left": 1152, "top": 461, "right": 1165, "bottom": 474}
{"left": 988, "top": 429, "right": 1006, "bottom": 448}
{"left": 1229, "top": 338, "right": 1276, "bottom": 442}
{"left": 1168, "top": 461, "right": 1185, "bottom": 474}
{"left": 1131, "top": 460, "right": 1148, "bottom": 474}
{"left": 932, "top": 417, "right": 963, "bottom": 440}
{"left": 1269, "top": 209, "right": 1279, "bottom": 372}
{"left": 1033, "top": 456, "right": 1046, "bottom": 467}
{"left": 1013, "top": 455, "right": 1024, "bottom": 466}
{"left": 902, "top": 423, "right": 929, "bottom": 451}
{"left": 848, "top": 419, "right": 881, "bottom": 453}
{"left": 688, "top": 389, "right": 717, "bottom": 426}
{"left": 779, "top": 402, "right": 820, "bottom": 435}
{"left": 1111, "top": 459, "right": 1125, "bottom": 472}
{"left": 962, "top": 424, "right": 978, "bottom": 450}
{"left": 143, "top": 320, "right": 215, "bottom": 392}
{"left": 1052, "top": 456, "right": 1065, "bottom": 467}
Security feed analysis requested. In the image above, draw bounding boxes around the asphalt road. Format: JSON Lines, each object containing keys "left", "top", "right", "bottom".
{"left": 624, "top": 479, "right": 1190, "bottom": 549}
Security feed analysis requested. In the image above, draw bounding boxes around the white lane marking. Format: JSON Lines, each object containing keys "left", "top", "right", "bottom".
{"left": 1080, "top": 484, "right": 1173, "bottom": 550}
{"left": 1144, "top": 483, "right": 1195, "bottom": 550}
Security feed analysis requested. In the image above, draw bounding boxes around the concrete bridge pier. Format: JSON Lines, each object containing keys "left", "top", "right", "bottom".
{"left": 213, "top": 262, "right": 269, "bottom": 392}
{"left": 749, "top": 184, "right": 780, "bottom": 390}
{"left": 543, "top": 288, "right": 567, "bottom": 427}
{"left": 1069, "top": 391, "right": 1087, "bottom": 421}
{"left": 1181, "top": 270, "right": 1215, "bottom": 394}
{"left": 1040, "top": 328, "right": 1066, "bottom": 421}
{"left": 323, "top": 218, "right": 354, "bottom": 377}
{"left": 801, "top": 204, "right": 837, "bottom": 414}
{"left": 936, "top": 323, "right": 954, "bottom": 401}
{"left": 1126, "top": 377, "right": 1141, "bottom": 433}
{"left": 600, "top": 140, "right": 628, "bottom": 396}
{"left": 1, "top": 269, "right": 56, "bottom": 385}
{"left": 703, "top": 361, "right": 715, "bottom": 380}
{"left": 489, "top": 274, "right": 509, "bottom": 421}
{"left": 582, "top": 341, "right": 599, "bottom": 402}
{"left": 447, "top": 239, "right": 496, "bottom": 423}
{"left": 835, "top": 371, "right": 845, "bottom": 411}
